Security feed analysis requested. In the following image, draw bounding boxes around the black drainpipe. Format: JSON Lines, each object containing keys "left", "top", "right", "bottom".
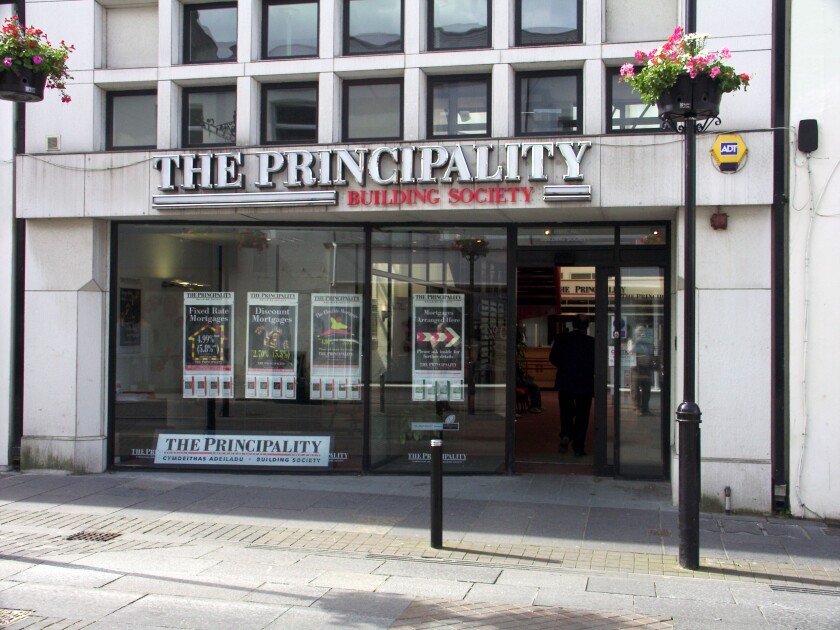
{"left": 771, "top": 0, "right": 790, "bottom": 512}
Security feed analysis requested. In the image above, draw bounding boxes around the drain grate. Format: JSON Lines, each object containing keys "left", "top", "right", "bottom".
{"left": 0, "top": 609, "right": 33, "bottom": 627}
{"left": 647, "top": 528, "right": 672, "bottom": 537}
{"left": 66, "top": 531, "right": 122, "bottom": 542}
{"left": 770, "top": 585, "right": 840, "bottom": 597}
{"left": 822, "top": 528, "right": 840, "bottom": 537}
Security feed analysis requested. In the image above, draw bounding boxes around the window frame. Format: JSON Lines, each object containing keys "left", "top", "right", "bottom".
{"left": 427, "top": 0, "right": 491, "bottom": 52}
{"left": 261, "top": 0, "right": 319, "bottom": 60}
{"left": 182, "top": 85, "right": 238, "bottom": 148}
{"left": 515, "top": 0, "right": 583, "bottom": 47}
{"left": 515, "top": 69, "right": 583, "bottom": 137}
{"left": 106, "top": 89, "right": 158, "bottom": 151}
{"left": 342, "top": 78, "right": 404, "bottom": 142}
{"left": 261, "top": 81, "right": 319, "bottom": 146}
{"left": 426, "top": 74, "right": 492, "bottom": 140}
{"left": 342, "top": 0, "right": 404, "bottom": 56}
{"left": 183, "top": 1, "right": 238, "bottom": 65}
{"left": 605, "top": 66, "right": 664, "bottom": 134}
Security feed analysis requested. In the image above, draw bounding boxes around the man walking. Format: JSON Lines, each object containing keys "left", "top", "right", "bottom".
{"left": 549, "top": 314, "right": 595, "bottom": 457}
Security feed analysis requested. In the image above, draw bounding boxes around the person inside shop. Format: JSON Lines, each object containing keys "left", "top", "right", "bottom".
{"left": 516, "top": 365, "right": 543, "bottom": 413}
{"left": 628, "top": 324, "right": 655, "bottom": 415}
{"left": 549, "top": 314, "right": 595, "bottom": 456}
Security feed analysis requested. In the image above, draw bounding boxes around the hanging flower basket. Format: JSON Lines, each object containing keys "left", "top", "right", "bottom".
{"left": 0, "top": 68, "right": 46, "bottom": 102}
{"left": 0, "top": 16, "right": 74, "bottom": 103}
{"left": 656, "top": 73, "right": 722, "bottom": 121}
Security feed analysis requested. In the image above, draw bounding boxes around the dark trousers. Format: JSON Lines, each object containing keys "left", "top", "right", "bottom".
{"left": 559, "top": 392, "right": 593, "bottom": 454}
{"left": 632, "top": 368, "right": 652, "bottom": 413}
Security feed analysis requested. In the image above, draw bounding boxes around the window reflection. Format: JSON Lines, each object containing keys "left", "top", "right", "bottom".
{"left": 184, "top": 3, "right": 237, "bottom": 63}
{"left": 345, "top": 0, "right": 402, "bottom": 55}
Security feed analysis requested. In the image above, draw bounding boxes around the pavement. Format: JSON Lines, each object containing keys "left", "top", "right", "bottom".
{"left": 0, "top": 471, "right": 837, "bottom": 629}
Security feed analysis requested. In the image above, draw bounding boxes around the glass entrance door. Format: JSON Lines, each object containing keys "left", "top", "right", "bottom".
{"left": 606, "top": 266, "right": 667, "bottom": 477}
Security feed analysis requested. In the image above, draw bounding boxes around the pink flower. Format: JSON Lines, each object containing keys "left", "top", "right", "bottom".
{"left": 2, "top": 57, "right": 11, "bottom": 67}
{"left": 720, "top": 47, "right": 731, "bottom": 59}
{"left": 32, "top": 55, "right": 43, "bottom": 64}
{"left": 619, "top": 63, "right": 635, "bottom": 78}
{"left": 740, "top": 73, "right": 750, "bottom": 83}
{"left": 710, "top": 66, "right": 721, "bottom": 78}
{"left": 634, "top": 50, "right": 648, "bottom": 64}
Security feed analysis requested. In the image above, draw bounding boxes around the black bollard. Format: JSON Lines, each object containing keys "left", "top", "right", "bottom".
{"left": 677, "top": 401, "right": 701, "bottom": 569}
{"left": 430, "top": 438, "right": 443, "bottom": 549}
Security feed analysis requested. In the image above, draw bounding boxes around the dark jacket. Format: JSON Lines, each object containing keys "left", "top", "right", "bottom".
{"left": 549, "top": 330, "right": 595, "bottom": 395}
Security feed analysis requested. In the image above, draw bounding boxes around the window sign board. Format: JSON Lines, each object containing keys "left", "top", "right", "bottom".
{"left": 245, "top": 292, "right": 299, "bottom": 399}
{"left": 412, "top": 293, "right": 464, "bottom": 401}
{"left": 182, "top": 292, "right": 234, "bottom": 398}
{"left": 310, "top": 294, "right": 362, "bottom": 400}
{"left": 154, "top": 433, "right": 331, "bottom": 467}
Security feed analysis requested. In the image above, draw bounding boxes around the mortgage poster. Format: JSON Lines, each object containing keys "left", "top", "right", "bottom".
{"left": 310, "top": 293, "right": 362, "bottom": 401}
{"left": 245, "top": 292, "right": 298, "bottom": 399}
{"left": 412, "top": 293, "right": 464, "bottom": 401}
{"left": 182, "top": 292, "right": 234, "bottom": 398}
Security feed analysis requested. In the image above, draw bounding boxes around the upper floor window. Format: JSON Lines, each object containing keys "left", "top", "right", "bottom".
{"left": 107, "top": 90, "right": 157, "bottom": 150}
{"left": 607, "top": 67, "right": 661, "bottom": 133}
{"left": 263, "top": 0, "right": 318, "bottom": 59}
{"left": 428, "top": 75, "right": 490, "bottom": 139}
{"left": 183, "top": 87, "right": 237, "bottom": 147}
{"left": 184, "top": 2, "right": 238, "bottom": 64}
{"left": 516, "top": 0, "right": 582, "bottom": 47}
{"left": 516, "top": 71, "right": 581, "bottom": 136}
{"left": 428, "top": 0, "right": 490, "bottom": 51}
{"left": 262, "top": 83, "right": 318, "bottom": 145}
{"left": 343, "top": 79, "right": 402, "bottom": 141}
{"left": 344, "top": 0, "right": 402, "bottom": 55}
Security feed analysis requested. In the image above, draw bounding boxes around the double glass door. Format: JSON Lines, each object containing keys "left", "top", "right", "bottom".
{"left": 516, "top": 235, "right": 668, "bottom": 478}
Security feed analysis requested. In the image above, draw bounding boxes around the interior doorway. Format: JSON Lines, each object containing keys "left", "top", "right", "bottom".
{"left": 514, "top": 234, "right": 669, "bottom": 479}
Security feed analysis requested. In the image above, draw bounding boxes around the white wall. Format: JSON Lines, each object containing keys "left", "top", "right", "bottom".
{"left": 0, "top": 3, "right": 15, "bottom": 469}
{"left": 788, "top": 3, "right": 840, "bottom": 520}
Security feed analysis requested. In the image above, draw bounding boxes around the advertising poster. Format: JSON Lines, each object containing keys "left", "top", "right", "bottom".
{"left": 412, "top": 293, "right": 464, "bottom": 401}
{"left": 118, "top": 287, "right": 141, "bottom": 351}
{"left": 310, "top": 293, "right": 362, "bottom": 400}
{"left": 245, "top": 293, "right": 298, "bottom": 399}
{"left": 183, "top": 292, "right": 234, "bottom": 398}
{"left": 154, "top": 433, "right": 331, "bottom": 467}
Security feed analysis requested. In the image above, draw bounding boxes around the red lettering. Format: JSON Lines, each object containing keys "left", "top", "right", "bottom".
{"left": 348, "top": 191, "right": 360, "bottom": 205}
{"left": 448, "top": 189, "right": 461, "bottom": 203}
{"left": 521, "top": 187, "right": 532, "bottom": 202}
{"left": 476, "top": 188, "right": 488, "bottom": 203}
{"left": 428, "top": 190, "right": 440, "bottom": 204}
{"left": 497, "top": 188, "right": 507, "bottom": 203}
{"left": 463, "top": 189, "right": 475, "bottom": 203}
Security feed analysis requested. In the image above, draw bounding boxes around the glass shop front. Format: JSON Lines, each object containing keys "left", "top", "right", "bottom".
{"left": 112, "top": 222, "right": 668, "bottom": 478}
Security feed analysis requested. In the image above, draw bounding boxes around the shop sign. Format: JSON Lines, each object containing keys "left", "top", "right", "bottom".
{"left": 154, "top": 433, "right": 331, "bottom": 467}
{"left": 408, "top": 452, "right": 467, "bottom": 464}
{"left": 151, "top": 142, "right": 592, "bottom": 209}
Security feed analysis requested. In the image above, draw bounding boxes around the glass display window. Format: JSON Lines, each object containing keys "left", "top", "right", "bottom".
{"left": 113, "top": 225, "right": 366, "bottom": 471}
{"left": 369, "top": 228, "right": 508, "bottom": 473}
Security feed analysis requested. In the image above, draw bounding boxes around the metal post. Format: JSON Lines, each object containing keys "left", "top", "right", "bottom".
{"left": 677, "top": 87, "right": 702, "bottom": 571}
{"left": 430, "top": 438, "right": 443, "bottom": 549}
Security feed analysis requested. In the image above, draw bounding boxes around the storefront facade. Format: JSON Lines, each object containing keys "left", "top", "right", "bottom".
{"left": 6, "top": 0, "right": 784, "bottom": 512}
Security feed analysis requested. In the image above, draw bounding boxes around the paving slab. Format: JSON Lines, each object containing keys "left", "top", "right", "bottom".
{"left": 102, "top": 593, "right": 284, "bottom": 629}
{"left": 0, "top": 582, "right": 142, "bottom": 620}
{"left": 463, "top": 582, "right": 539, "bottom": 606}
{"left": 587, "top": 574, "right": 657, "bottom": 596}
{"left": 372, "top": 558, "right": 501, "bottom": 583}
{"left": 375, "top": 574, "right": 473, "bottom": 599}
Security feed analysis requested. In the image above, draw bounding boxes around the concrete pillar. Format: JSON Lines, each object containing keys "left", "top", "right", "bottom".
{"left": 22, "top": 218, "right": 109, "bottom": 473}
